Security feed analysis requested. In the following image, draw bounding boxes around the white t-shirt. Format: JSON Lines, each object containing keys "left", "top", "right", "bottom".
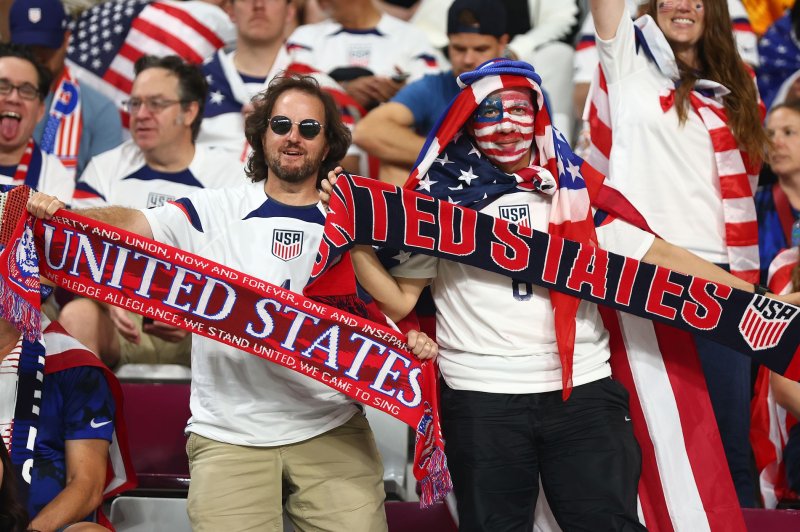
{"left": 596, "top": 14, "right": 728, "bottom": 263}
{"left": 0, "top": 147, "right": 75, "bottom": 202}
{"left": 142, "top": 181, "right": 358, "bottom": 446}
{"left": 73, "top": 141, "right": 244, "bottom": 209}
{"left": 286, "top": 14, "right": 440, "bottom": 83}
{"left": 391, "top": 191, "right": 654, "bottom": 394}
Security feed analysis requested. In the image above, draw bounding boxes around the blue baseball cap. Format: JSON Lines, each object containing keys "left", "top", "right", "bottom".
{"left": 9, "top": 0, "right": 69, "bottom": 50}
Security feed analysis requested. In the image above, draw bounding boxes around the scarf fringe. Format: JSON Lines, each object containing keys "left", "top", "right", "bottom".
{"left": 0, "top": 274, "right": 39, "bottom": 342}
{"left": 418, "top": 447, "right": 453, "bottom": 508}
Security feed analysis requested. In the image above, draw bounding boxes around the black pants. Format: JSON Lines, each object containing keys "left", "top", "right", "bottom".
{"left": 440, "top": 378, "right": 647, "bottom": 532}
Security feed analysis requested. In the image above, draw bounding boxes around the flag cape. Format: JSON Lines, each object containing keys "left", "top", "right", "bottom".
{"left": 397, "top": 57, "right": 750, "bottom": 531}
{"left": 751, "top": 246, "right": 800, "bottom": 508}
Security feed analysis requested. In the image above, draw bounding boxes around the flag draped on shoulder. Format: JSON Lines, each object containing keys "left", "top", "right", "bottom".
{"left": 66, "top": 0, "right": 233, "bottom": 127}
{"left": 586, "top": 15, "right": 762, "bottom": 283}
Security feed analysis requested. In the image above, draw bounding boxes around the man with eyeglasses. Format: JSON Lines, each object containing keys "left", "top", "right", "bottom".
{"left": 9, "top": 0, "right": 123, "bottom": 179}
{"left": 26, "top": 74, "right": 436, "bottom": 531}
{"left": 0, "top": 43, "right": 74, "bottom": 201}
{"left": 59, "top": 55, "right": 243, "bottom": 371}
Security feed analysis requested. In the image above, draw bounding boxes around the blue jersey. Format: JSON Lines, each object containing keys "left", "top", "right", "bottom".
{"left": 29, "top": 365, "right": 115, "bottom": 518}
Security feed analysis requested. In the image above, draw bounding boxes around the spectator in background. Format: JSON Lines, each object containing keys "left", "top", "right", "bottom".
{"left": 9, "top": 0, "right": 122, "bottom": 178}
{"left": 403, "top": 0, "right": 579, "bottom": 140}
{"left": 0, "top": 314, "right": 124, "bottom": 532}
{"left": 287, "top": 0, "right": 440, "bottom": 110}
{"left": 199, "top": 0, "right": 360, "bottom": 171}
{"left": 353, "top": 0, "right": 508, "bottom": 186}
{"left": 0, "top": 43, "right": 74, "bottom": 200}
{"left": 756, "top": 102, "right": 800, "bottom": 283}
{"left": 758, "top": 2, "right": 800, "bottom": 110}
{"left": 589, "top": 0, "right": 768, "bottom": 507}
{"left": 742, "top": 0, "right": 793, "bottom": 36}
{"left": 61, "top": 55, "right": 243, "bottom": 370}
{"left": 198, "top": 0, "right": 298, "bottom": 155}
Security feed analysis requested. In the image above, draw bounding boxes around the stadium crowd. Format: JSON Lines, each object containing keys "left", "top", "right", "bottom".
{"left": 3, "top": 0, "right": 800, "bottom": 531}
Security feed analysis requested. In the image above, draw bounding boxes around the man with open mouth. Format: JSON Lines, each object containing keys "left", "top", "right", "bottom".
{"left": 0, "top": 43, "right": 73, "bottom": 202}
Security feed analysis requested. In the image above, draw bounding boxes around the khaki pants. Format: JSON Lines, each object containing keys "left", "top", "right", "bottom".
{"left": 186, "top": 413, "right": 388, "bottom": 532}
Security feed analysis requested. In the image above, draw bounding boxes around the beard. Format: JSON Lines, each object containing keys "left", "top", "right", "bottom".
{"left": 267, "top": 148, "right": 323, "bottom": 185}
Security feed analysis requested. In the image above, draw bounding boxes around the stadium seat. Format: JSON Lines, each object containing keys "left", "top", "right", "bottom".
{"left": 109, "top": 496, "right": 191, "bottom": 532}
{"left": 117, "top": 365, "right": 191, "bottom": 493}
{"left": 365, "top": 406, "right": 414, "bottom": 500}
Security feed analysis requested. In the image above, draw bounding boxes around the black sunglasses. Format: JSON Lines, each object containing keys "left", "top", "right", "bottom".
{"left": 269, "top": 116, "right": 324, "bottom": 140}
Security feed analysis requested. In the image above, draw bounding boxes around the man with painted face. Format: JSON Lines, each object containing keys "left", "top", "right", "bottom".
{"left": 324, "top": 59, "right": 774, "bottom": 530}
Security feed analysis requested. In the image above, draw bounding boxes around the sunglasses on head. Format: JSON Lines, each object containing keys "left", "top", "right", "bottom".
{"left": 269, "top": 116, "right": 324, "bottom": 140}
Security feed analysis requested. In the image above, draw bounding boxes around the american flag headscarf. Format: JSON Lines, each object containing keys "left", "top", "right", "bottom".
{"left": 586, "top": 15, "right": 762, "bottom": 284}
{"left": 405, "top": 59, "right": 646, "bottom": 399}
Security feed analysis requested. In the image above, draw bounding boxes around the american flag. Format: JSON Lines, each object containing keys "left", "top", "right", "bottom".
{"left": 751, "top": 247, "right": 800, "bottom": 508}
{"left": 757, "top": 11, "right": 800, "bottom": 108}
{"left": 406, "top": 59, "right": 745, "bottom": 531}
{"left": 66, "top": 0, "right": 234, "bottom": 127}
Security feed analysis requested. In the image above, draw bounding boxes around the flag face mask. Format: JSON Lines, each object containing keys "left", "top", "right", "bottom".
{"left": 469, "top": 89, "right": 535, "bottom": 169}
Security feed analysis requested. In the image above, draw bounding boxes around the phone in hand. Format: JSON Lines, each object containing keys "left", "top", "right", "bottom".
{"left": 391, "top": 71, "right": 410, "bottom": 83}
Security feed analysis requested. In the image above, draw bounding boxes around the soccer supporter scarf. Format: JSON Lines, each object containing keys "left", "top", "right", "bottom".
{"left": 757, "top": 12, "right": 800, "bottom": 108}
{"left": 586, "top": 15, "right": 762, "bottom": 284}
{"left": 8, "top": 139, "right": 46, "bottom": 192}
{"left": 40, "top": 67, "right": 82, "bottom": 178}
{"left": 0, "top": 185, "right": 453, "bottom": 507}
{"left": 0, "top": 187, "right": 135, "bottom": 519}
{"left": 751, "top": 247, "right": 800, "bottom": 509}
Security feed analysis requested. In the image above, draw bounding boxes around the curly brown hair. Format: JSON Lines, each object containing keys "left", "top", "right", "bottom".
{"left": 244, "top": 75, "right": 351, "bottom": 188}
{"left": 646, "top": 0, "right": 767, "bottom": 161}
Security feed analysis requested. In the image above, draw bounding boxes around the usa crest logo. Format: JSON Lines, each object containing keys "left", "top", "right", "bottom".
{"left": 738, "top": 295, "right": 798, "bottom": 351}
{"left": 499, "top": 205, "right": 531, "bottom": 228}
{"left": 28, "top": 8, "right": 42, "bottom": 23}
{"left": 7, "top": 220, "right": 40, "bottom": 294}
{"left": 147, "top": 192, "right": 174, "bottom": 209}
{"left": 272, "top": 229, "right": 303, "bottom": 261}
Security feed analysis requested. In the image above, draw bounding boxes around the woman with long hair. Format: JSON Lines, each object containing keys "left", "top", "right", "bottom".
{"left": 589, "top": 0, "right": 768, "bottom": 507}
{"left": 0, "top": 443, "right": 30, "bottom": 532}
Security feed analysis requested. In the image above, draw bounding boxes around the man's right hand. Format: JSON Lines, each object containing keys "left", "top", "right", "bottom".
{"left": 27, "top": 191, "right": 65, "bottom": 220}
{"left": 320, "top": 166, "right": 343, "bottom": 211}
{"left": 108, "top": 305, "right": 141, "bottom": 345}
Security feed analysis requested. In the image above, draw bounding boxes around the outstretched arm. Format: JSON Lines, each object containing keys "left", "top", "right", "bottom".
{"left": 589, "top": 0, "right": 628, "bottom": 40}
{"left": 642, "top": 238, "right": 800, "bottom": 305}
{"left": 27, "top": 192, "right": 154, "bottom": 239}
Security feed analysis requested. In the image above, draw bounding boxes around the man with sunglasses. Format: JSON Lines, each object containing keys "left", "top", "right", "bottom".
{"left": 0, "top": 43, "right": 74, "bottom": 201}
{"left": 27, "top": 74, "right": 437, "bottom": 531}
{"left": 59, "top": 55, "right": 243, "bottom": 371}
